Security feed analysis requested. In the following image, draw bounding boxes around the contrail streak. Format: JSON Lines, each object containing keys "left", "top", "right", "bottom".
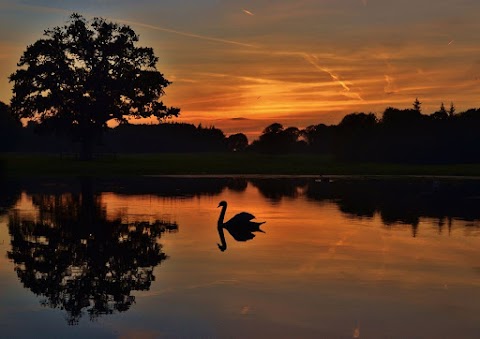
{"left": 302, "top": 53, "right": 348, "bottom": 91}
{"left": 17, "top": 3, "right": 358, "bottom": 99}
{"left": 117, "top": 19, "right": 256, "bottom": 48}
{"left": 122, "top": 20, "right": 359, "bottom": 97}
{"left": 17, "top": 4, "right": 255, "bottom": 48}
{"left": 302, "top": 53, "right": 363, "bottom": 99}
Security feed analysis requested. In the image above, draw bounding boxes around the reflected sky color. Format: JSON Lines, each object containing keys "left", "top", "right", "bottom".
{"left": 1, "top": 1, "right": 480, "bottom": 139}
{"left": 1, "top": 179, "right": 480, "bottom": 337}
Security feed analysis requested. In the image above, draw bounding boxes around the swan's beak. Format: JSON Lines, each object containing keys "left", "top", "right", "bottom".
{"left": 217, "top": 203, "right": 221, "bottom": 208}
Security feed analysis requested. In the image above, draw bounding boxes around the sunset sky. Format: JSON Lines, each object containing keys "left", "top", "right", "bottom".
{"left": 1, "top": 0, "right": 480, "bottom": 140}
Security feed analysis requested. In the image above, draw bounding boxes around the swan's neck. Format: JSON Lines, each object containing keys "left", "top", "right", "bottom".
{"left": 217, "top": 204, "right": 228, "bottom": 251}
{"left": 217, "top": 225, "right": 227, "bottom": 251}
{"left": 218, "top": 204, "right": 227, "bottom": 226}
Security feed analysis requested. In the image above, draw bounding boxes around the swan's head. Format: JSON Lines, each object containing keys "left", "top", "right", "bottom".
{"left": 217, "top": 200, "right": 227, "bottom": 208}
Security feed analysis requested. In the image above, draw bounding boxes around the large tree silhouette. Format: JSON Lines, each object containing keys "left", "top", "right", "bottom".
{"left": 7, "top": 180, "right": 178, "bottom": 325}
{"left": 9, "top": 13, "right": 179, "bottom": 160}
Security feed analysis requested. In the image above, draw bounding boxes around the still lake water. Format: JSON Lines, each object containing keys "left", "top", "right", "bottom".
{"left": 1, "top": 176, "right": 480, "bottom": 338}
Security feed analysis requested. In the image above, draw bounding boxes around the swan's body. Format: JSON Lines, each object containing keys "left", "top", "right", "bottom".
{"left": 217, "top": 201, "right": 265, "bottom": 251}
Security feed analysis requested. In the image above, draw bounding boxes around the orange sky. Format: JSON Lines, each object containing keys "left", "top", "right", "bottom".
{"left": 1, "top": 1, "right": 480, "bottom": 140}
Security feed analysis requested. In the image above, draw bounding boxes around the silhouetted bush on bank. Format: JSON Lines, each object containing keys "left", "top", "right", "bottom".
{"left": 105, "top": 123, "right": 227, "bottom": 153}
{"left": 6, "top": 121, "right": 227, "bottom": 154}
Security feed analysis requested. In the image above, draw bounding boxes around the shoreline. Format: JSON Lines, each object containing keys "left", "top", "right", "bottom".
{"left": 144, "top": 174, "right": 480, "bottom": 180}
{"left": 3, "top": 153, "right": 480, "bottom": 178}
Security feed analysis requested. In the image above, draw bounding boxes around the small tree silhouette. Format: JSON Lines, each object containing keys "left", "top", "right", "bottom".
{"left": 431, "top": 102, "right": 448, "bottom": 120}
{"left": 413, "top": 98, "right": 422, "bottom": 113}
{"left": 449, "top": 102, "right": 456, "bottom": 117}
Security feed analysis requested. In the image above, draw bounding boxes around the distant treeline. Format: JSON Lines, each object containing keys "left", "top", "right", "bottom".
{"left": 3, "top": 100, "right": 480, "bottom": 163}
{"left": 249, "top": 101, "right": 480, "bottom": 163}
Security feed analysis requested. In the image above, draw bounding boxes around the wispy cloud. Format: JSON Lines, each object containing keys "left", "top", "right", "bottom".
{"left": 9, "top": 3, "right": 257, "bottom": 49}
{"left": 11, "top": 3, "right": 71, "bottom": 14}
{"left": 114, "top": 17, "right": 363, "bottom": 102}
{"left": 384, "top": 75, "right": 398, "bottom": 95}
{"left": 117, "top": 19, "right": 256, "bottom": 48}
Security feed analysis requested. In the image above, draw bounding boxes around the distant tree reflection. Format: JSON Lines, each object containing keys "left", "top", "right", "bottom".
{"left": 245, "top": 177, "right": 480, "bottom": 236}
{"left": 226, "top": 178, "right": 248, "bottom": 192}
{"left": 250, "top": 178, "right": 308, "bottom": 203}
{"left": 305, "top": 179, "right": 480, "bottom": 236}
{"left": 7, "top": 179, "right": 177, "bottom": 325}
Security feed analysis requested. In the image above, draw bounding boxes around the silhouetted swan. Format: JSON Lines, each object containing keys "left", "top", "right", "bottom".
{"left": 217, "top": 200, "right": 265, "bottom": 251}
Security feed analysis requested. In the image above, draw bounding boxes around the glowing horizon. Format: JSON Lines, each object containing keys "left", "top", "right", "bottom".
{"left": 1, "top": 0, "right": 480, "bottom": 140}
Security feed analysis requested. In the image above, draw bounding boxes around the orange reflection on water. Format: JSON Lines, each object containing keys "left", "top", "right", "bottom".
{"left": 2, "top": 180, "right": 480, "bottom": 337}
{"left": 100, "top": 182, "right": 480, "bottom": 290}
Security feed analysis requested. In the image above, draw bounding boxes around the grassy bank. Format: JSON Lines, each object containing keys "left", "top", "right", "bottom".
{"left": 2, "top": 152, "right": 480, "bottom": 177}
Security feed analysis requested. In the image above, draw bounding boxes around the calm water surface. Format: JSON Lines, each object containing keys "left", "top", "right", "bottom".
{"left": 0, "top": 177, "right": 479, "bottom": 338}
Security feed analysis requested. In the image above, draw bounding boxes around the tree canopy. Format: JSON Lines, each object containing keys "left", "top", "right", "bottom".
{"left": 9, "top": 13, "right": 179, "bottom": 159}
{"left": 227, "top": 133, "right": 248, "bottom": 152}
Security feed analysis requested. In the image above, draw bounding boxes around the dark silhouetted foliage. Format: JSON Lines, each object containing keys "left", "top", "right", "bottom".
{"left": 334, "top": 112, "right": 378, "bottom": 161}
{"left": 301, "top": 124, "right": 333, "bottom": 155}
{"left": 250, "top": 123, "right": 307, "bottom": 153}
{"left": 227, "top": 133, "right": 248, "bottom": 152}
{"left": 7, "top": 179, "right": 177, "bottom": 325}
{"left": 0, "top": 101, "right": 21, "bottom": 151}
{"left": 105, "top": 123, "right": 226, "bottom": 153}
{"left": 299, "top": 102, "right": 480, "bottom": 163}
{"left": 7, "top": 92, "right": 480, "bottom": 163}
{"left": 413, "top": 97, "right": 422, "bottom": 112}
{"left": 9, "top": 13, "right": 179, "bottom": 160}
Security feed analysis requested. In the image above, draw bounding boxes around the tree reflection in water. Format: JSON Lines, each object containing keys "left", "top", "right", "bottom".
{"left": 305, "top": 178, "right": 480, "bottom": 236}
{"left": 249, "top": 177, "right": 480, "bottom": 236}
{"left": 7, "top": 179, "right": 177, "bottom": 325}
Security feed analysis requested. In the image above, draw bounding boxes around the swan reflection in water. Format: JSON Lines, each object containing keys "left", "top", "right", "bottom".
{"left": 217, "top": 200, "right": 266, "bottom": 251}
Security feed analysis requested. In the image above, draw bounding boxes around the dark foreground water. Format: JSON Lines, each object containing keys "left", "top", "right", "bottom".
{"left": 0, "top": 176, "right": 479, "bottom": 338}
